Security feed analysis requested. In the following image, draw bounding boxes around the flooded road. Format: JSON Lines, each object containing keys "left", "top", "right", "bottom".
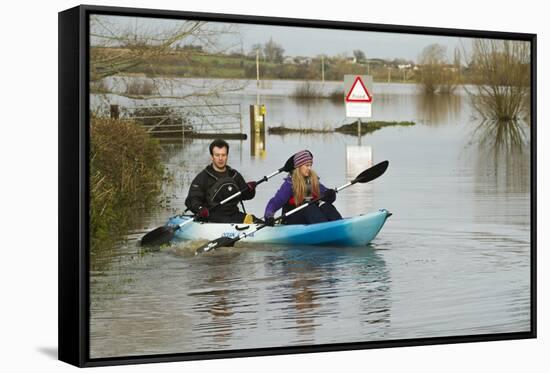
{"left": 89, "top": 80, "right": 531, "bottom": 358}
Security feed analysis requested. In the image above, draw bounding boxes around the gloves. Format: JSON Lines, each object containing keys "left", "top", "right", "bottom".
{"left": 196, "top": 206, "right": 209, "bottom": 219}
{"left": 247, "top": 181, "right": 257, "bottom": 191}
{"left": 321, "top": 188, "right": 337, "bottom": 202}
{"left": 264, "top": 216, "right": 275, "bottom": 226}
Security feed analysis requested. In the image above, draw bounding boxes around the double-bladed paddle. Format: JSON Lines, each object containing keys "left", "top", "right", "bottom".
{"left": 195, "top": 160, "right": 389, "bottom": 254}
{"left": 140, "top": 155, "right": 295, "bottom": 247}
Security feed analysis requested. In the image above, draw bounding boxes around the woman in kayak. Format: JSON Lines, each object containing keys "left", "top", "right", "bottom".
{"left": 263, "top": 150, "right": 342, "bottom": 226}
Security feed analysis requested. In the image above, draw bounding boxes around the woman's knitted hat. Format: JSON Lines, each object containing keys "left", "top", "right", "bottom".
{"left": 293, "top": 150, "right": 313, "bottom": 168}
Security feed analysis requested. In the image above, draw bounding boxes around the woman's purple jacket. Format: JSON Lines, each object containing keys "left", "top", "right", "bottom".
{"left": 263, "top": 176, "right": 335, "bottom": 218}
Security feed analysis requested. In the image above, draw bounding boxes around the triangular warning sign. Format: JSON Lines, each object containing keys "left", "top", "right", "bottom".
{"left": 345, "top": 76, "right": 372, "bottom": 102}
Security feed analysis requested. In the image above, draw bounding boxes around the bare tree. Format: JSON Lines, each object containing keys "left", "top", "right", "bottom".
{"left": 263, "top": 38, "right": 285, "bottom": 63}
{"left": 353, "top": 50, "right": 366, "bottom": 63}
{"left": 464, "top": 39, "right": 530, "bottom": 121}
{"left": 417, "top": 44, "right": 460, "bottom": 94}
{"left": 453, "top": 47, "right": 461, "bottom": 70}
{"left": 89, "top": 14, "right": 251, "bottom": 133}
{"left": 90, "top": 15, "right": 247, "bottom": 100}
{"left": 91, "top": 16, "right": 200, "bottom": 81}
{"left": 417, "top": 44, "right": 447, "bottom": 94}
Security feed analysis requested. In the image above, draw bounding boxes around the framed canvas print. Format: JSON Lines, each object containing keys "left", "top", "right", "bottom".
{"left": 58, "top": 4, "right": 536, "bottom": 367}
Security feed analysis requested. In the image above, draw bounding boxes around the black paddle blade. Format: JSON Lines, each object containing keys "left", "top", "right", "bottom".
{"left": 195, "top": 235, "right": 238, "bottom": 254}
{"left": 280, "top": 155, "right": 296, "bottom": 173}
{"left": 353, "top": 160, "right": 389, "bottom": 184}
{"left": 140, "top": 225, "right": 177, "bottom": 247}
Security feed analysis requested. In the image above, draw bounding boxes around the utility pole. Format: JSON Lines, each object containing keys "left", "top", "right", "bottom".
{"left": 321, "top": 56, "right": 325, "bottom": 82}
{"left": 256, "top": 49, "right": 260, "bottom": 106}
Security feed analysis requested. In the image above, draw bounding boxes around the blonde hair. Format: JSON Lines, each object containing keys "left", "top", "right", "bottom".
{"left": 291, "top": 168, "right": 320, "bottom": 205}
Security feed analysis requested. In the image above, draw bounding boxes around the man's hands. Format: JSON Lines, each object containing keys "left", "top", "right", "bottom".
{"left": 247, "top": 181, "right": 257, "bottom": 191}
{"left": 196, "top": 206, "right": 209, "bottom": 220}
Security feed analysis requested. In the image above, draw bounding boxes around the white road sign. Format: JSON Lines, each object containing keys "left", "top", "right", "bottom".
{"left": 344, "top": 75, "right": 373, "bottom": 118}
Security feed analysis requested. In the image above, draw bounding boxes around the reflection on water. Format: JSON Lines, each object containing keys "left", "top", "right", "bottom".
{"left": 417, "top": 93, "right": 462, "bottom": 125}
{"left": 90, "top": 80, "right": 531, "bottom": 358}
{"left": 90, "top": 244, "right": 390, "bottom": 358}
{"left": 262, "top": 246, "right": 390, "bottom": 344}
{"left": 472, "top": 119, "right": 529, "bottom": 153}
{"left": 469, "top": 119, "right": 530, "bottom": 195}
{"left": 188, "top": 251, "right": 250, "bottom": 348}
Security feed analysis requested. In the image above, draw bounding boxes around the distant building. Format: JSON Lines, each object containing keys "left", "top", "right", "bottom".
{"left": 294, "top": 56, "right": 312, "bottom": 65}
{"left": 283, "top": 56, "right": 295, "bottom": 64}
{"left": 443, "top": 66, "right": 459, "bottom": 72}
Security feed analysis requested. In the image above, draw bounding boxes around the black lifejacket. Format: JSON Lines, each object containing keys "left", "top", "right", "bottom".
{"left": 204, "top": 167, "right": 241, "bottom": 211}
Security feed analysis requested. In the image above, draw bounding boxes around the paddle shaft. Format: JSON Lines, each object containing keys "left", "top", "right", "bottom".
{"left": 218, "top": 169, "right": 281, "bottom": 205}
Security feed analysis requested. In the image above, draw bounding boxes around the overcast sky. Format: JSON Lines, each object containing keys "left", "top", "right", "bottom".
{"left": 231, "top": 23, "right": 470, "bottom": 62}
{"left": 92, "top": 15, "right": 475, "bottom": 63}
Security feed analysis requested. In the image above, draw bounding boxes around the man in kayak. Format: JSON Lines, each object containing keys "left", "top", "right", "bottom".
{"left": 263, "top": 150, "right": 342, "bottom": 226}
{"left": 185, "top": 139, "right": 259, "bottom": 223}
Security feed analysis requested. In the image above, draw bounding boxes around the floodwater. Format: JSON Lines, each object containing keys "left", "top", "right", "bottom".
{"left": 89, "top": 79, "right": 531, "bottom": 359}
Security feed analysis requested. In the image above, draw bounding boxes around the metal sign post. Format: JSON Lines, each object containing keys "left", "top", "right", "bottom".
{"left": 358, "top": 117, "right": 362, "bottom": 145}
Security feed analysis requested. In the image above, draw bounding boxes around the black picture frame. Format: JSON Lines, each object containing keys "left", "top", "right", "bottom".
{"left": 59, "top": 4, "right": 537, "bottom": 368}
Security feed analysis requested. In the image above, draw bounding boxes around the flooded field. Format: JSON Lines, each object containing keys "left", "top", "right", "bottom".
{"left": 89, "top": 79, "right": 530, "bottom": 358}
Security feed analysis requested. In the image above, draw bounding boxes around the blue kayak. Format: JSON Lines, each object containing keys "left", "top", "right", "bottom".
{"left": 167, "top": 209, "right": 391, "bottom": 246}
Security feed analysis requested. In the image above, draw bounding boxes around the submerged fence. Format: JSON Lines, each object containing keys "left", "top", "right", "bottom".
{"left": 109, "top": 103, "right": 246, "bottom": 140}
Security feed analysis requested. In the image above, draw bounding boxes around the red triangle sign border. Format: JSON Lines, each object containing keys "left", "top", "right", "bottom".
{"left": 346, "top": 76, "right": 372, "bottom": 103}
